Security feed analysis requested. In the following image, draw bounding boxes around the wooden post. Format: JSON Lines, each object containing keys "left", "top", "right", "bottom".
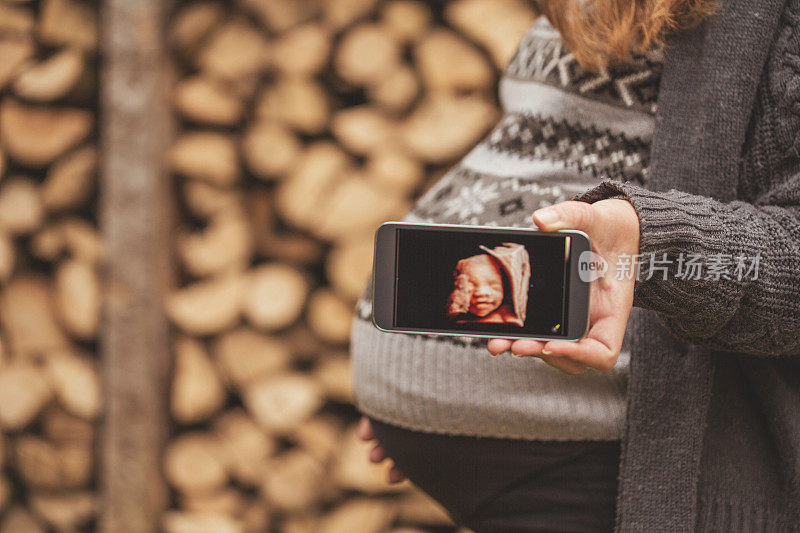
{"left": 99, "top": 0, "right": 173, "bottom": 531}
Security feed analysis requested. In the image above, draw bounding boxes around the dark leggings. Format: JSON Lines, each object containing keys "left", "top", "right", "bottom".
{"left": 368, "top": 417, "right": 621, "bottom": 533}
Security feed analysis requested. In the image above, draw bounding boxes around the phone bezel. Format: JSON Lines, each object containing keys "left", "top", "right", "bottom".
{"left": 372, "top": 221, "right": 591, "bottom": 341}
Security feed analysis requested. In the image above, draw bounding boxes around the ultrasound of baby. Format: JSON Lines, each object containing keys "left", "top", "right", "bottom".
{"left": 446, "top": 243, "right": 531, "bottom": 327}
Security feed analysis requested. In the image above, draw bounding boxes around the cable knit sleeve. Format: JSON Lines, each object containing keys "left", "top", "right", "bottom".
{"left": 572, "top": 177, "right": 800, "bottom": 357}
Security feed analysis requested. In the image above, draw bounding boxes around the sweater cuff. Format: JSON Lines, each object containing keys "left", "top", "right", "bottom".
{"left": 571, "top": 179, "right": 727, "bottom": 312}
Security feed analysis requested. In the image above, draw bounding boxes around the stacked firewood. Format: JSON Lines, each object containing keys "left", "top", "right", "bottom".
{"left": 0, "top": 0, "right": 102, "bottom": 530}
{"left": 164, "top": 0, "right": 537, "bottom": 531}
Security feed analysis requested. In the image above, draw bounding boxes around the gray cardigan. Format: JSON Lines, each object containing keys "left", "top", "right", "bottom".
{"left": 573, "top": 0, "right": 800, "bottom": 529}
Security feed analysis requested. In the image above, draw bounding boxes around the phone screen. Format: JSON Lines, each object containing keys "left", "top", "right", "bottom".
{"left": 394, "top": 228, "right": 571, "bottom": 336}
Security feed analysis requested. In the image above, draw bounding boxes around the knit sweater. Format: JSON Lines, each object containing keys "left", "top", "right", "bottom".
{"left": 351, "top": 17, "right": 664, "bottom": 440}
{"left": 575, "top": 1, "right": 800, "bottom": 530}
{"left": 357, "top": 1, "right": 800, "bottom": 529}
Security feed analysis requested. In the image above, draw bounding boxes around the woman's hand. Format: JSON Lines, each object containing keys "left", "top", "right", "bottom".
{"left": 487, "top": 198, "right": 640, "bottom": 374}
{"left": 356, "top": 416, "right": 406, "bottom": 484}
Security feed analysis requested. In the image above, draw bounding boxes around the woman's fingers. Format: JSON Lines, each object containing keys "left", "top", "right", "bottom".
{"left": 487, "top": 338, "right": 512, "bottom": 355}
{"left": 488, "top": 338, "right": 547, "bottom": 356}
{"left": 541, "top": 337, "right": 618, "bottom": 372}
{"left": 539, "top": 354, "right": 588, "bottom": 375}
{"left": 369, "top": 444, "right": 386, "bottom": 463}
{"left": 356, "top": 416, "right": 406, "bottom": 484}
{"left": 388, "top": 465, "right": 406, "bottom": 484}
{"left": 357, "top": 416, "right": 374, "bottom": 441}
{"left": 510, "top": 339, "right": 545, "bottom": 356}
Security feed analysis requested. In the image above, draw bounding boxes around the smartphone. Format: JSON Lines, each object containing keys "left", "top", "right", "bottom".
{"left": 372, "top": 221, "right": 592, "bottom": 341}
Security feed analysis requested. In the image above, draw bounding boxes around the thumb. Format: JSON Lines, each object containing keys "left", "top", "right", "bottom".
{"left": 532, "top": 201, "right": 596, "bottom": 233}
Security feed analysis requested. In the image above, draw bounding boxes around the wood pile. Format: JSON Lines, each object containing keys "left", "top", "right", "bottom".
{"left": 0, "top": 0, "right": 102, "bottom": 530}
{"left": 164, "top": 0, "right": 536, "bottom": 531}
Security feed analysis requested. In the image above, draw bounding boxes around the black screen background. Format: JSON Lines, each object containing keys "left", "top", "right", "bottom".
{"left": 395, "top": 228, "right": 569, "bottom": 336}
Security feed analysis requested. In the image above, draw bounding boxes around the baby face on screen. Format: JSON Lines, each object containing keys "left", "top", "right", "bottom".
{"left": 447, "top": 253, "right": 517, "bottom": 324}
{"left": 458, "top": 255, "right": 505, "bottom": 317}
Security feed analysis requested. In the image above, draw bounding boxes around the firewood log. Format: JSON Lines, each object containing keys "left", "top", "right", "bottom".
{"left": 256, "top": 77, "right": 329, "bottom": 135}
{"left": 313, "top": 176, "right": 409, "bottom": 241}
{"left": 0, "top": 37, "right": 34, "bottom": 90}
{"left": 0, "top": 177, "right": 44, "bottom": 234}
{"left": 44, "top": 350, "right": 102, "bottom": 420}
{"left": 162, "top": 511, "right": 243, "bottom": 533}
{"left": 260, "top": 450, "right": 325, "bottom": 512}
{"left": 276, "top": 142, "right": 351, "bottom": 231}
{"left": 29, "top": 492, "right": 97, "bottom": 532}
{"left": 59, "top": 217, "right": 104, "bottom": 265}
{"left": 0, "top": 3, "right": 34, "bottom": 35}
{"left": 322, "top": 0, "right": 378, "bottom": 29}
{"left": 0, "top": 476, "right": 8, "bottom": 514}
{"left": 13, "top": 48, "right": 84, "bottom": 102}
{"left": 271, "top": 24, "right": 331, "bottom": 78}
{"left": 213, "top": 327, "right": 291, "bottom": 387}
{"left": 0, "top": 231, "right": 15, "bottom": 284}
{"left": 313, "top": 353, "right": 354, "bottom": 403}
{"left": 243, "top": 373, "right": 323, "bottom": 434}
{"left": 331, "top": 106, "right": 394, "bottom": 156}
{"left": 0, "top": 363, "right": 53, "bottom": 430}
{"left": 182, "top": 180, "right": 241, "bottom": 219}
{"left": 166, "top": 274, "right": 244, "bottom": 336}
{"left": 445, "top": 0, "right": 538, "bottom": 69}
{"left": 0, "top": 275, "right": 70, "bottom": 356}
{"left": 171, "top": 336, "right": 226, "bottom": 425}
{"left": 335, "top": 24, "right": 401, "bottom": 86}
{"left": 242, "top": 120, "right": 302, "bottom": 180}
{"left": 240, "top": 499, "right": 271, "bottom": 533}
{"left": 237, "top": 0, "right": 319, "bottom": 33}
{"left": 32, "top": 222, "right": 73, "bottom": 263}
{"left": 196, "top": 20, "right": 270, "bottom": 82}
{"left": 415, "top": 29, "right": 494, "bottom": 92}
{"left": 179, "top": 488, "right": 244, "bottom": 516}
{"left": 178, "top": 207, "right": 253, "bottom": 277}
{"left": 283, "top": 324, "right": 327, "bottom": 363}
{"left": 366, "top": 146, "right": 424, "bottom": 195}
{"left": 326, "top": 235, "right": 374, "bottom": 301}
{"left": 41, "top": 407, "right": 94, "bottom": 446}
{"left": 163, "top": 433, "right": 229, "bottom": 495}
{"left": 169, "top": 1, "right": 225, "bottom": 58}
{"left": 381, "top": 0, "right": 432, "bottom": 42}
{"left": 244, "top": 190, "right": 324, "bottom": 266}
{"left": 14, "top": 435, "right": 92, "bottom": 489}
{"left": 367, "top": 65, "right": 420, "bottom": 115}
{"left": 400, "top": 93, "right": 498, "bottom": 163}
{"left": 213, "top": 409, "right": 276, "bottom": 487}
{"left": 173, "top": 76, "right": 244, "bottom": 126}
{"left": 41, "top": 145, "right": 97, "bottom": 212}
{"left": 282, "top": 514, "right": 321, "bottom": 533}
{"left": 241, "top": 264, "right": 309, "bottom": 331}
{"left": 169, "top": 131, "right": 239, "bottom": 187}
{"left": 0, "top": 506, "right": 47, "bottom": 533}
{"left": 38, "top": 0, "right": 98, "bottom": 51}
{"left": 0, "top": 99, "right": 92, "bottom": 167}
{"left": 54, "top": 259, "right": 100, "bottom": 340}
{"left": 306, "top": 289, "right": 354, "bottom": 345}
{"left": 318, "top": 498, "right": 397, "bottom": 533}
{"left": 288, "top": 415, "right": 342, "bottom": 463}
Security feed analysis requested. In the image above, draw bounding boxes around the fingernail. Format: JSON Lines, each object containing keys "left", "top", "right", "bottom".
{"left": 511, "top": 351, "right": 523, "bottom": 357}
{"left": 535, "top": 208, "right": 558, "bottom": 225}
{"left": 541, "top": 348, "right": 552, "bottom": 355}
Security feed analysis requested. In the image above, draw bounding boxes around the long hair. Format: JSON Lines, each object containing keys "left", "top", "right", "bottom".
{"left": 536, "top": 0, "right": 717, "bottom": 71}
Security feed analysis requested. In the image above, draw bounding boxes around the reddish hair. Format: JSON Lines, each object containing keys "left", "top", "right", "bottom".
{"left": 536, "top": 0, "right": 718, "bottom": 70}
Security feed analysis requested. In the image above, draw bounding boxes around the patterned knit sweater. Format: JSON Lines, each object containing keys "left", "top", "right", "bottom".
{"left": 350, "top": 17, "right": 664, "bottom": 440}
